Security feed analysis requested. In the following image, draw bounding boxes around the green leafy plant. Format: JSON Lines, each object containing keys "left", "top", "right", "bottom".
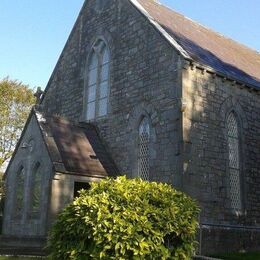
{"left": 48, "top": 176, "right": 199, "bottom": 259}
{"left": 0, "top": 77, "right": 36, "bottom": 172}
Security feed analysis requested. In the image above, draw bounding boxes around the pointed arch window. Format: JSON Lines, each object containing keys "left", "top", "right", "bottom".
{"left": 15, "top": 166, "right": 25, "bottom": 216}
{"left": 138, "top": 117, "right": 150, "bottom": 180}
{"left": 86, "top": 39, "right": 110, "bottom": 120}
{"left": 227, "top": 112, "right": 242, "bottom": 211}
{"left": 31, "top": 162, "right": 42, "bottom": 214}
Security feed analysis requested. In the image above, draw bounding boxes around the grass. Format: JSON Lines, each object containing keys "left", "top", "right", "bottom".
{"left": 212, "top": 251, "right": 260, "bottom": 260}
{"left": 0, "top": 257, "right": 45, "bottom": 260}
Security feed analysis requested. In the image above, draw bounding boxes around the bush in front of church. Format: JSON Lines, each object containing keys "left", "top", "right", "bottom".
{"left": 48, "top": 176, "right": 199, "bottom": 259}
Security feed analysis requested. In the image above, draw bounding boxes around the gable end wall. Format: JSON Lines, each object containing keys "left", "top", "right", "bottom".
{"left": 3, "top": 115, "right": 53, "bottom": 237}
{"left": 41, "top": 0, "right": 184, "bottom": 186}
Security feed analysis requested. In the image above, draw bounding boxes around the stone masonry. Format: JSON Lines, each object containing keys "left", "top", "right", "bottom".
{"left": 182, "top": 64, "right": 260, "bottom": 253}
{"left": 40, "top": 0, "right": 260, "bottom": 254}
{"left": 42, "top": 0, "right": 184, "bottom": 188}
{"left": 2, "top": 0, "right": 260, "bottom": 255}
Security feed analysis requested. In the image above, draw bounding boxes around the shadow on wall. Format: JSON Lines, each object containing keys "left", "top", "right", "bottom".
{"left": 158, "top": 25, "right": 260, "bottom": 255}
{"left": 0, "top": 196, "right": 4, "bottom": 234}
{"left": 160, "top": 27, "right": 251, "bottom": 225}
{"left": 0, "top": 174, "right": 4, "bottom": 234}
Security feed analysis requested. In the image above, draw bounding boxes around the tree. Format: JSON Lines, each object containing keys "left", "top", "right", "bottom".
{"left": 48, "top": 176, "right": 200, "bottom": 259}
{"left": 0, "top": 77, "right": 36, "bottom": 173}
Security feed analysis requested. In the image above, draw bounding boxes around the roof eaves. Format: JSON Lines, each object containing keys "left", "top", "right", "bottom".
{"left": 130, "top": 0, "right": 192, "bottom": 60}
{"left": 54, "top": 169, "right": 108, "bottom": 179}
{"left": 188, "top": 60, "right": 260, "bottom": 92}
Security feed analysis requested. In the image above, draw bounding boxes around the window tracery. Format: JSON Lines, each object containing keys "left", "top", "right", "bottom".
{"left": 86, "top": 39, "right": 110, "bottom": 120}
{"left": 227, "top": 111, "right": 242, "bottom": 211}
{"left": 15, "top": 166, "right": 25, "bottom": 216}
{"left": 31, "top": 162, "right": 42, "bottom": 214}
{"left": 138, "top": 117, "right": 150, "bottom": 180}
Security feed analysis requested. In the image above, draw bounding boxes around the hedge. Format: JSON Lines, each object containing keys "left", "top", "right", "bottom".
{"left": 48, "top": 176, "right": 199, "bottom": 259}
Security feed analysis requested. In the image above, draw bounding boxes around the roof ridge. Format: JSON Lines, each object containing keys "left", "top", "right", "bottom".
{"left": 153, "top": 0, "right": 260, "bottom": 56}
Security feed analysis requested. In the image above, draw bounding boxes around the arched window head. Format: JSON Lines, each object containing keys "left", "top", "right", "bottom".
{"left": 15, "top": 166, "right": 25, "bottom": 216}
{"left": 227, "top": 111, "right": 242, "bottom": 211}
{"left": 31, "top": 162, "right": 42, "bottom": 214}
{"left": 138, "top": 117, "right": 150, "bottom": 180}
{"left": 86, "top": 39, "right": 110, "bottom": 120}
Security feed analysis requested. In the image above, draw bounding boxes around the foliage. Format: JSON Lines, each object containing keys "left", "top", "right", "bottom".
{"left": 48, "top": 176, "right": 200, "bottom": 259}
{"left": 0, "top": 77, "right": 36, "bottom": 172}
{"left": 0, "top": 257, "right": 46, "bottom": 259}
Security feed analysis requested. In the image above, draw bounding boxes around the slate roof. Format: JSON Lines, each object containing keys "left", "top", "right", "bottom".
{"left": 135, "top": 0, "right": 260, "bottom": 89}
{"left": 35, "top": 110, "right": 118, "bottom": 177}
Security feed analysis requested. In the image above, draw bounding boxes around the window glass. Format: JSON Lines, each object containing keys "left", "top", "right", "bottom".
{"left": 101, "top": 64, "right": 109, "bottom": 82}
{"left": 89, "top": 52, "right": 98, "bottom": 70}
{"left": 87, "top": 102, "right": 95, "bottom": 120}
{"left": 88, "top": 68, "right": 98, "bottom": 86}
{"left": 32, "top": 163, "right": 41, "bottom": 213}
{"left": 88, "top": 85, "right": 96, "bottom": 102}
{"left": 138, "top": 117, "right": 150, "bottom": 181}
{"left": 98, "top": 98, "right": 108, "bottom": 117}
{"left": 102, "top": 48, "right": 110, "bottom": 64}
{"left": 86, "top": 40, "right": 110, "bottom": 120}
{"left": 100, "top": 81, "right": 108, "bottom": 99}
{"left": 227, "top": 112, "right": 242, "bottom": 211}
{"left": 15, "top": 167, "right": 25, "bottom": 216}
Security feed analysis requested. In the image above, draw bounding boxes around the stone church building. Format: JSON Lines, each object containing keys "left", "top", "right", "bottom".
{"left": 2, "top": 0, "right": 260, "bottom": 255}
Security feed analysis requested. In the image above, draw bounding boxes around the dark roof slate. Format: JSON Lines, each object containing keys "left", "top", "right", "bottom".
{"left": 137, "top": 0, "right": 260, "bottom": 89}
{"left": 35, "top": 110, "right": 118, "bottom": 177}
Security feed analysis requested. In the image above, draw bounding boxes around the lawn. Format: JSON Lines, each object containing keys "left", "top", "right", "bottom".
{"left": 212, "top": 251, "right": 260, "bottom": 260}
{"left": 0, "top": 257, "right": 45, "bottom": 260}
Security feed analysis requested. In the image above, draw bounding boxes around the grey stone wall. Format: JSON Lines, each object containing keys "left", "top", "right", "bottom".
{"left": 39, "top": 0, "right": 260, "bottom": 253}
{"left": 182, "top": 65, "right": 260, "bottom": 227}
{"left": 42, "top": 0, "right": 183, "bottom": 187}
{"left": 3, "top": 114, "right": 53, "bottom": 237}
{"left": 47, "top": 173, "right": 103, "bottom": 230}
{"left": 200, "top": 225, "right": 260, "bottom": 255}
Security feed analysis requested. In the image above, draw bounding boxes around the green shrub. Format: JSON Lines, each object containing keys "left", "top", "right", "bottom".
{"left": 48, "top": 176, "right": 199, "bottom": 259}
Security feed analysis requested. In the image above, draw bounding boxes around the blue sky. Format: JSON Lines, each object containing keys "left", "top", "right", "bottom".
{"left": 0, "top": 0, "right": 259, "bottom": 89}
